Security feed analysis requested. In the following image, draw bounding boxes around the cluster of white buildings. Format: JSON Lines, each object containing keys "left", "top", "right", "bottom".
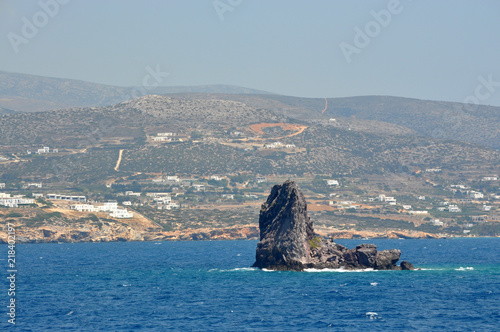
{"left": 378, "top": 194, "right": 397, "bottom": 205}
{"left": 27, "top": 146, "right": 58, "bottom": 155}
{"left": 47, "top": 194, "right": 87, "bottom": 202}
{"left": 70, "top": 201, "right": 133, "bottom": 218}
{"left": 150, "top": 132, "right": 179, "bottom": 142}
{"left": 263, "top": 142, "right": 296, "bottom": 149}
{"left": 0, "top": 193, "right": 35, "bottom": 208}
{"left": 149, "top": 193, "right": 180, "bottom": 210}
{"left": 0, "top": 183, "right": 5, "bottom": 189}
{"left": 152, "top": 175, "right": 180, "bottom": 184}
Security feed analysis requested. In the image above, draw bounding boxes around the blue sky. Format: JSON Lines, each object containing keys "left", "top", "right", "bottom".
{"left": 1, "top": 0, "right": 500, "bottom": 106}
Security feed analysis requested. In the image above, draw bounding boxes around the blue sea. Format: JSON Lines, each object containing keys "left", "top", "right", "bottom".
{"left": 1, "top": 238, "right": 499, "bottom": 331}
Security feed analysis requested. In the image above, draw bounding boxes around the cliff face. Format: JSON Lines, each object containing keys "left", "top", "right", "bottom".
{"left": 253, "top": 181, "right": 315, "bottom": 270}
{"left": 253, "top": 181, "right": 414, "bottom": 271}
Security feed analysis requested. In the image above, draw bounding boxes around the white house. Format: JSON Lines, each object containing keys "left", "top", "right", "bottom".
{"left": 109, "top": 209, "right": 133, "bottom": 218}
{"left": 430, "top": 219, "right": 444, "bottom": 226}
{"left": 70, "top": 204, "right": 99, "bottom": 212}
{"left": 166, "top": 176, "right": 180, "bottom": 182}
{"left": 152, "top": 136, "right": 171, "bottom": 142}
{"left": 0, "top": 183, "right": 5, "bottom": 189}
{"left": 256, "top": 177, "right": 267, "bottom": 183}
{"left": 448, "top": 205, "right": 461, "bottom": 213}
{"left": 46, "top": 194, "right": 86, "bottom": 202}
{"left": 154, "top": 196, "right": 172, "bottom": 204}
{"left": 483, "top": 205, "right": 492, "bottom": 211}
{"left": 193, "top": 184, "right": 205, "bottom": 191}
{"left": 409, "top": 210, "right": 428, "bottom": 215}
{"left": 210, "top": 175, "right": 225, "bottom": 181}
{"left": 326, "top": 180, "right": 340, "bottom": 186}
{"left": 99, "top": 201, "right": 119, "bottom": 212}
{"left": 22, "top": 183, "right": 43, "bottom": 189}
{"left": 0, "top": 197, "right": 35, "bottom": 208}
{"left": 402, "top": 205, "right": 412, "bottom": 210}
{"left": 482, "top": 176, "right": 498, "bottom": 181}
{"left": 123, "top": 201, "right": 132, "bottom": 206}
{"left": 125, "top": 191, "right": 141, "bottom": 197}
{"left": 385, "top": 197, "right": 397, "bottom": 203}
{"left": 285, "top": 144, "right": 296, "bottom": 149}
{"left": 418, "top": 196, "right": 426, "bottom": 200}
{"left": 470, "top": 192, "right": 484, "bottom": 199}
{"left": 222, "top": 194, "right": 234, "bottom": 200}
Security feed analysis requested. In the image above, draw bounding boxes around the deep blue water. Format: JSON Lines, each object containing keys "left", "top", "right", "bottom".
{"left": 1, "top": 238, "right": 499, "bottom": 331}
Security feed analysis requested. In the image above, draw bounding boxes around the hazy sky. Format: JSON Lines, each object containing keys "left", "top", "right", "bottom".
{"left": 1, "top": 0, "right": 500, "bottom": 106}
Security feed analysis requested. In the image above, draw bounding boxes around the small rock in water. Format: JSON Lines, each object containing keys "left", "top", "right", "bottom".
{"left": 366, "top": 312, "right": 379, "bottom": 320}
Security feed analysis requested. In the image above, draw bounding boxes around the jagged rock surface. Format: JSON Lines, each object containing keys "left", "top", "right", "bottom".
{"left": 253, "top": 181, "right": 414, "bottom": 271}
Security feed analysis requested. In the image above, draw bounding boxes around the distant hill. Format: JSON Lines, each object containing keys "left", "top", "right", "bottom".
{"left": 0, "top": 107, "right": 16, "bottom": 115}
{"left": 1, "top": 95, "right": 498, "bottom": 184}
{"left": 0, "top": 71, "right": 272, "bottom": 112}
{"left": 168, "top": 93, "right": 500, "bottom": 150}
{"left": 1, "top": 71, "right": 499, "bottom": 150}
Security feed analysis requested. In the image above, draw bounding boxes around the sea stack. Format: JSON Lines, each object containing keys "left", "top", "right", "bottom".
{"left": 252, "top": 180, "right": 414, "bottom": 271}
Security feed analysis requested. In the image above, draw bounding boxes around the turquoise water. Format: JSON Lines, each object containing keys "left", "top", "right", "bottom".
{"left": 1, "top": 238, "right": 499, "bottom": 331}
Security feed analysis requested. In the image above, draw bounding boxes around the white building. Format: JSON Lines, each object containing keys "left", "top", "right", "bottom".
{"left": 0, "top": 197, "right": 35, "bottom": 208}
{"left": 109, "top": 209, "right": 133, "bottom": 218}
{"left": 152, "top": 136, "right": 171, "bottom": 142}
{"left": 425, "top": 168, "right": 442, "bottom": 172}
{"left": 99, "top": 201, "right": 119, "bottom": 212}
{"left": 285, "top": 144, "right": 296, "bottom": 149}
{"left": 32, "top": 193, "right": 44, "bottom": 198}
{"left": 210, "top": 175, "right": 225, "bottom": 181}
{"left": 470, "top": 192, "right": 484, "bottom": 199}
{"left": 483, "top": 205, "right": 492, "bottom": 211}
{"left": 154, "top": 196, "right": 172, "bottom": 204}
{"left": 448, "top": 205, "right": 461, "bottom": 213}
{"left": 166, "top": 176, "right": 180, "bottom": 182}
{"left": 326, "top": 180, "right": 339, "bottom": 186}
{"left": 123, "top": 201, "right": 132, "bottom": 206}
{"left": 0, "top": 183, "right": 5, "bottom": 189}
{"left": 409, "top": 210, "right": 428, "bottom": 215}
{"left": 193, "top": 184, "right": 205, "bottom": 191}
{"left": 70, "top": 204, "right": 99, "bottom": 212}
{"left": 256, "top": 177, "right": 267, "bottom": 183}
{"left": 46, "top": 194, "right": 86, "bottom": 202}
{"left": 402, "top": 205, "right": 412, "bottom": 210}
{"left": 22, "top": 183, "right": 43, "bottom": 189}
{"left": 157, "top": 132, "right": 176, "bottom": 137}
{"left": 418, "top": 196, "right": 426, "bottom": 200}
{"left": 430, "top": 219, "right": 444, "bottom": 226}
{"left": 125, "top": 191, "right": 141, "bottom": 197}
{"left": 222, "top": 194, "right": 234, "bottom": 200}
{"left": 482, "top": 176, "right": 498, "bottom": 181}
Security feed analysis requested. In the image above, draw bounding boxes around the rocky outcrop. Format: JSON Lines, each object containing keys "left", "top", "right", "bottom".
{"left": 253, "top": 181, "right": 414, "bottom": 271}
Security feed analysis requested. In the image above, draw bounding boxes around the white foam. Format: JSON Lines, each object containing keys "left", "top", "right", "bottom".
{"left": 370, "top": 282, "right": 378, "bottom": 286}
{"left": 455, "top": 266, "right": 474, "bottom": 271}
{"left": 366, "top": 312, "right": 379, "bottom": 320}
{"left": 304, "top": 268, "right": 375, "bottom": 273}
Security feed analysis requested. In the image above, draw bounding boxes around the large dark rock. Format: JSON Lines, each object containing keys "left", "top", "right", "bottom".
{"left": 252, "top": 181, "right": 414, "bottom": 271}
